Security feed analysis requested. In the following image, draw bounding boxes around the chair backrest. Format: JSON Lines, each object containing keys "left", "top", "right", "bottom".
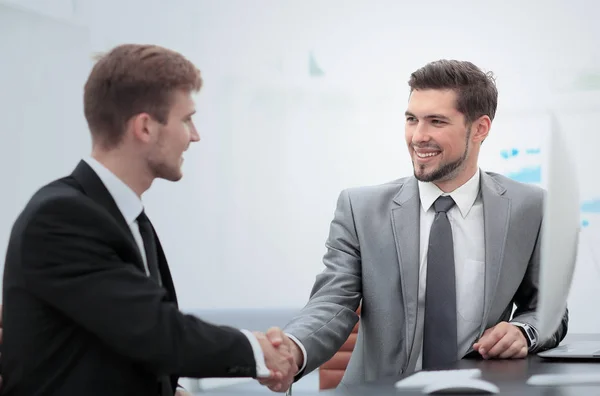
{"left": 318, "top": 307, "right": 360, "bottom": 390}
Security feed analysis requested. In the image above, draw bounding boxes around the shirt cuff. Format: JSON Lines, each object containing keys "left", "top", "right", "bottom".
{"left": 240, "top": 329, "right": 271, "bottom": 378}
{"left": 285, "top": 333, "right": 308, "bottom": 374}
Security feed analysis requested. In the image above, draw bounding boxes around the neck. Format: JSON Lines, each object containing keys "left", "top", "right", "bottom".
{"left": 91, "top": 146, "right": 153, "bottom": 197}
{"left": 433, "top": 163, "right": 478, "bottom": 193}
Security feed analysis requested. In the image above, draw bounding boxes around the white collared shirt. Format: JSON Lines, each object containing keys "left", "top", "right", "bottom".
{"left": 83, "top": 157, "right": 150, "bottom": 276}
{"left": 408, "top": 169, "right": 485, "bottom": 371}
{"left": 82, "top": 157, "right": 271, "bottom": 379}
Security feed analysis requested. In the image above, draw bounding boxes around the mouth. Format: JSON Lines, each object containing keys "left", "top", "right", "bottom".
{"left": 414, "top": 149, "right": 441, "bottom": 162}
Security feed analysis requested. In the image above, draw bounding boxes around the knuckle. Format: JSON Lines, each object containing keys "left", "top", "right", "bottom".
{"left": 521, "top": 346, "right": 528, "bottom": 356}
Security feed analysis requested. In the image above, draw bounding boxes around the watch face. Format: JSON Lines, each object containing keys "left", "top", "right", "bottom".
{"left": 524, "top": 326, "right": 536, "bottom": 345}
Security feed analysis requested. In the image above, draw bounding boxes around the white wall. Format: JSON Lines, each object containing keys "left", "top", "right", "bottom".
{"left": 0, "top": 2, "right": 91, "bottom": 271}
{"left": 2, "top": 1, "right": 600, "bottom": 333}
{"left": 0, "top": 0, "right": 73, "bottom": 19}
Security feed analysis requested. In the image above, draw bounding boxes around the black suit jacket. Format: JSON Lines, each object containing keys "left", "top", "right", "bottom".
{"left": 1, "top": 161, "right": 257, "bottom": 395}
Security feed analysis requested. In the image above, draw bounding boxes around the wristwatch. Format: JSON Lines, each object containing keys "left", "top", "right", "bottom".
{"left": 513, "top": 322, "right": 538, "bottom": 349}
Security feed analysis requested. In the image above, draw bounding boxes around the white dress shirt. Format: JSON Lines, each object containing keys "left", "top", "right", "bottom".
{"left": 408, "top": 169, "right": 485, "bottom": 371}
{"left": 83, "top": 157, "right": 270, "bottom": 379}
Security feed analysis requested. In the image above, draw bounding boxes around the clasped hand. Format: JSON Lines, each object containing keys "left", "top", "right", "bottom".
{"left": 254, "top": 327, "right": 301, "bottom": 393}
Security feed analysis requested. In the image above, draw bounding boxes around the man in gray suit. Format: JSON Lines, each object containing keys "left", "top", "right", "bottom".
{"left": 261, "top": 59, "right": 568, "bottom": 392}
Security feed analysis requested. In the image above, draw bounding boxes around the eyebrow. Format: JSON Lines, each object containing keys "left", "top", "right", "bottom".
{"left": 404, "top": 111, "right": 451, "bottom": 121}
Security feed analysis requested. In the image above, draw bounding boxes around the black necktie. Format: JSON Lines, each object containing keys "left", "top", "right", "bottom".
{"left": 137, "top": 210, "right": 161, "bottom": 284}
{"left": 423, "top": 195, "right": 458, "bottom": 370}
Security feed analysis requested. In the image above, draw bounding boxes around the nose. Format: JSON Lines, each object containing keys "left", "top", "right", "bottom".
{"left": 411, "top": 122, "right": 430, "bottom": 145}
{"left": 190, "top": 124, "right": 200, "bottom": 142}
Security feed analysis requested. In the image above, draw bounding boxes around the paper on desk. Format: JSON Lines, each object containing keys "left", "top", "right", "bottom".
{"left": 528, "top": 373, "right": 600, "bottom": 386}
{"left": 395, "top": 369, "right": 482, "bottom": 389}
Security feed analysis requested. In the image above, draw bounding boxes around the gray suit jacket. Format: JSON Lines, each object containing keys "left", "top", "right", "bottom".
{"left": 284, "top": 171, "right": 568, "bottom": 385}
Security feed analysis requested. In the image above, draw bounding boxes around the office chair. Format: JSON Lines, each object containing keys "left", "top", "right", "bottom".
{"left": 318, "top": 306, "right": 360, "bottom": 390}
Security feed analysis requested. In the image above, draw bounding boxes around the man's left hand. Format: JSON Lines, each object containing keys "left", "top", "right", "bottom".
{"left": 175, "top": 389, "right": 193, "bottom": 396}
{"left": 473, "top": 321, "right": 528, "bottom": 359}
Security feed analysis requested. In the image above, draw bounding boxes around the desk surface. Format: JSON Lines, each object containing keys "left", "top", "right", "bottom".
{"left": 198, "top": 334, "right": 600, "bottom": 395}
{"left": 331, "top": 354, "right": 600, "bottom": 395}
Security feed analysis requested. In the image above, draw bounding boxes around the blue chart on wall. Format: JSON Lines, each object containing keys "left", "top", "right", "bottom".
{"left": 500, "top": 147, "right": 599, "bottom": 229}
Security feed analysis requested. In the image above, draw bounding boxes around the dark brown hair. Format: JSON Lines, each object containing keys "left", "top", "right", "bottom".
{"left": 408, "top": 60, "right": 498, "bottom": 124}
{"left": 84, "top": 44, "right": 202, "bottom": 148}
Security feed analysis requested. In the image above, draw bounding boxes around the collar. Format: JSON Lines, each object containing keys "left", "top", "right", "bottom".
{"left": 83, "top": 157, "right": 143, "bottom": 225}
{"left": 418, "top": 169, "right": 481, "bottom": 218}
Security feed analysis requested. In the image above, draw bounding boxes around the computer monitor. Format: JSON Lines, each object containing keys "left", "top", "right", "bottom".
{"left": 536, "top": 114, "right": 580, "bottom": 342}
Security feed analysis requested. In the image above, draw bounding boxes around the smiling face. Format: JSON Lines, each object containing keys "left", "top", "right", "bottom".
{"left": 405, "top": 89, "right": 488, "bottom": 191}
{"left": 146, "top": 89, "right": 200, "bottom": 181}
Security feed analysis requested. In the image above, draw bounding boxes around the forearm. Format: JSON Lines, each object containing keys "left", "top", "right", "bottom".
{"left": 282, "top": 189, "right": 362, "bottom": 376}
{"left": 284, "top": 304, "right": 359, "bottom": 376}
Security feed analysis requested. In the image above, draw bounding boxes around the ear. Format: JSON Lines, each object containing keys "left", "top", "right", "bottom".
{"left": 471, "top": 115, "right": 491, "bottom": 144}
{"left": 129, "top": 113, "right": 157, "bottom": 144}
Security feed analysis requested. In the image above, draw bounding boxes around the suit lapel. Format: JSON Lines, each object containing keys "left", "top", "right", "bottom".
{"left": 479, "top": 172, "right": 510, "bottom": 334}
{"left": 71, "top": 160, "right": 146, "bottom": 273}
{"left": 391, "top": 177, "right": 420, "bottom": 360}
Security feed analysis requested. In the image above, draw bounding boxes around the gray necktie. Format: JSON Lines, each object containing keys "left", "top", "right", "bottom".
{"left": 423, "top": 195, "right": 457, "bottom": 370}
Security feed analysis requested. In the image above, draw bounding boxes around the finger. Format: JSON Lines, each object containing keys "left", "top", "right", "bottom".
{"left": 474, "top": 327, "right": 492, "bottom": 343}
{"left": 497, "top": 339, "right": 523, "bottom": 359}
{"left": 516, "top": 345, "right": 528, "bottom": 358}
{"left": 259, "top": 378, "right": 282, "bottom": 387}
{"left": 477, "top": 325, "right": 509, "bottom": 356}
{"left": 266, "top": 327, "right": 284, "bottom": 347}
{"left": 486, "top": 334, "right": 518, "bottom": 358}
{"left": 473, "top": 328, "right": 493, "bottom": 350}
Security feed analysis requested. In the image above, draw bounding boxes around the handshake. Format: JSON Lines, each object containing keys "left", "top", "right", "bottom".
{"left": 253, "top": 327, "right": 303, "bottom": 393}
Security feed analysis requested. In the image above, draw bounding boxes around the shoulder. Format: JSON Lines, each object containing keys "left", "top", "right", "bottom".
{"left": 330, "top": 177, "right": 414, "bottom": 216}
{"left": 483, "top": 171, "right": 545, "bottom": 200}
{"left": 12, "top": 177, "right": 111, "bottom": 236}
{"left": 342, "top": 176, "right": 411, "bottom": 200}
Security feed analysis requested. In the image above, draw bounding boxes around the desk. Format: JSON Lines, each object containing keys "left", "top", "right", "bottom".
{"left": 196, "top": 334, "right": 600, "bottom": 395}
{"left": 331, "top": 356, "right": 600, "bottom": 395}
{"left": 331, "top": 334, "right": 600, "bottom": 396}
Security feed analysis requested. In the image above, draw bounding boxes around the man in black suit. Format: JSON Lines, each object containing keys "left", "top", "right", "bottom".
{"left": 1, "top": 44, "right": 296, "bottom": 395}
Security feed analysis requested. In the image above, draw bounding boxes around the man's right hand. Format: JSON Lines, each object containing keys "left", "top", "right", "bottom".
{"left": 256, "top": 327, "right": 303, "bottom": 393}
{"left": 253, "top": 330, "right": 297, "bottom": 392}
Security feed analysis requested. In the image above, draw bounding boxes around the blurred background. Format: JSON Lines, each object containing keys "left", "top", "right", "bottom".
{"left": 1, "top": 0, "right": 599, "bottom": 391}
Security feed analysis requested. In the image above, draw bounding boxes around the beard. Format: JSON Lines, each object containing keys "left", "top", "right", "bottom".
{"left": 147, "top": 130, "right": 184, "bottom": 182}
{"left": 413, "top": 127, "right": 471, "bottom": 183}
{"left": 148, "top": 157, "right": 182, "bottom": 182}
